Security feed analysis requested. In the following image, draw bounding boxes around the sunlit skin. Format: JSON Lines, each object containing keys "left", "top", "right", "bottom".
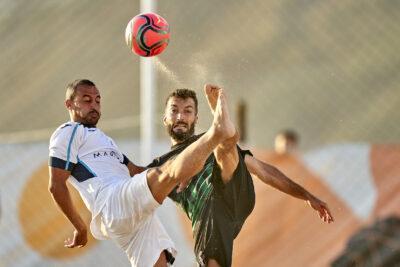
{"left": 163, "top": 87, "right": 334, "bottom": 228}
{"left": 65, "top": 85, "right": 101, "bottom": 126}
{"left": 161, "top": 86, "right": 333, "bottom": 267}
{"left": 55, "top": 84, "right": 101, "bottom": 249}
{"left": 163, "top": 97, "right": 198, "bottom": 146}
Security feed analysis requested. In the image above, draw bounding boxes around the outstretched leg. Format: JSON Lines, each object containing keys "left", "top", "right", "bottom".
{"left": 205, "top": 84, "right": 239, "bottom": 184}
{"left": 147, "top": 88, "right": 236, "bottom": 203}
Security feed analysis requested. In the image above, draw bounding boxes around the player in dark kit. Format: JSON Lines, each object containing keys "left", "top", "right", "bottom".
{"left": 148, "top": 85, "right": 334, "bottom": 267}
{"left": 149, "top": 134, "right": 254, "bottom": 266}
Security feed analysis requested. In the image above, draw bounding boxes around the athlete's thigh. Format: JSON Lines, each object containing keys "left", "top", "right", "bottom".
{"left": 213, "top": 145, "right": 239, "bottom": 183}
{"left": 102, "top": 171, "right": 160, "bottom": 235}
{"left": 146, "top": 160, "right": 177, "bottom": 204}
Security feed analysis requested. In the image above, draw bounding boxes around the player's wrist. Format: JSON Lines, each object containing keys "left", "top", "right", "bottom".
{"left": 76, "top": 225, "right": 87, "bottom": 234}
{"left": 72, "top": 217, "right": 87, "bottom": 233}
{"left": 304, "top": 192, "right": 315, "bottom": 202}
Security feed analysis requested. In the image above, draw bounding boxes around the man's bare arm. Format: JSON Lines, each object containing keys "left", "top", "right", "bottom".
{"left": 126, "top": 161, "right": 147, "bottom": 177}
{"left": 244, "top": 155, "right": 334, "bottom": 223}
{"left": 48, "top": 167, "right": 88, "bottom": 247}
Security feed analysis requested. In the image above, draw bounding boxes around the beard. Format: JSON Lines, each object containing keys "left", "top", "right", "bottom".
{"left": 82, "top": 110, "right": 100, "bottom": 127}
{"left": 167, "top": 122, "right": 195, "bottom": 143}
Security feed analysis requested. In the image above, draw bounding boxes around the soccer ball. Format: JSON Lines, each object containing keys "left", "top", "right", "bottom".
{"left": 125, "top": 13, "right": 170, "bottom": 57}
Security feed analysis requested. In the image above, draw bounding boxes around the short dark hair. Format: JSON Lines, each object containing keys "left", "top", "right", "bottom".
{"left": 66, "top": 79, "right": 96, "bottom": 101}
{"left": 165, "top": 89, "right": 198, "bottom": 114}
{"left": 278, "top": 129, "right": 299, "bottom": 143}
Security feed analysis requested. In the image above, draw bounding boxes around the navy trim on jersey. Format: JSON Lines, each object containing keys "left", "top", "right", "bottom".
{"left": 72, "top": 160, "right": 96, "bottom": 182}
{"left": 49, "top": 156, "right": 96, "bottom": 182}
{"left": 77, "top": 157, "right": 97, "bottom": 177}
{"left": 122, "top": 154, "right": 130, "bottom": 165}
{"left": 60, "top": 123, "right": 72, "bottom": 129}
{"left": 66, "top": 124, "right": 79, "bottom": 170}
{"left": 49, "top": 156, "right": 75, "bottom": 172}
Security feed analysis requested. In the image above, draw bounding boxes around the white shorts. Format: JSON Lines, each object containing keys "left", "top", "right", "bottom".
{"left": 91, "top": 170, "right": 177, "bottom": 267}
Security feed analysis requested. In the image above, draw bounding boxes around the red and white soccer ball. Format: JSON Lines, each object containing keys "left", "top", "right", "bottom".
{"left": 125, "top": 12, "right": 170, "bottom": 57}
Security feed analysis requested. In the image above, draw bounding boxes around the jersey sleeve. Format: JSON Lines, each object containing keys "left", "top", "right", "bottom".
{"left": 237, "top": 145, "right": 253, "bottom": 157}
{"left": 48, "top": 123, "right": 84, "bottom": 171}
{"left": 122, "top": 154, "right": 131, "bottom": 166}
{"left": 147, "top": 157, "right": 161, "bottom": 168}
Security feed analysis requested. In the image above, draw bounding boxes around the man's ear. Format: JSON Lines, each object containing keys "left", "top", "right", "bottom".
{"left": 65, "top": 99, "right": 72, "bottom": 110}
{"left": 162, "top": 115, "right": 167, "bottom": 126}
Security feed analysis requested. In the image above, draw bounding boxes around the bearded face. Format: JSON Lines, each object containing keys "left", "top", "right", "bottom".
{"left": 66, "top": 85, "right": 101, "bottom": 127}
{"left": 166, "top": 120, "right": 196, "bottom": 142}
{"left": 163, "top": 97, "right": 197, "bottom": 144}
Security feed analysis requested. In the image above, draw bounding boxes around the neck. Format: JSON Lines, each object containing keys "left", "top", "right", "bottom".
{"left": 170, "top": 135, "right": 194, "bottom": 146}
{"left": 70, "top": 118, "right": 96, "bottom": 128}
{"left": 82, "top": 123, "right": 97, "bottom": 128}
{"left": 70, "top": 116, "right": 82, "bottom": 124}
{"left": 171, "top": 138, "right": 182, "bottom": 146}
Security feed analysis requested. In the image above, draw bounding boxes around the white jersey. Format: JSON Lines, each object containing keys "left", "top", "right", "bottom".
{"left": 49, "top": 121, "right": 177, "bottom": 266}
{"left": 49, "top": 121, "right": 130, "bottom": 217}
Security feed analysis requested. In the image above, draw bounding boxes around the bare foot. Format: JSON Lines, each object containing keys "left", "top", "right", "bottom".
{"left": 211, "top": 89, "right": 236, "bottom": 141}
{"left": 204, "top": 84, "right": 220, "bottom": 114}
{"left": 205, "top": 84, "right": 239, "bottom": 146}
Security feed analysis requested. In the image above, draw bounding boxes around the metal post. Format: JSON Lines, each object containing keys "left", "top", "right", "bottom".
{"left": 140, "top": 0, "right": 156, "bottom": 165}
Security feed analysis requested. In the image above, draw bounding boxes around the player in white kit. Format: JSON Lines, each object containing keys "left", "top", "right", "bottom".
{"left": 48, "top": 79, "right": 237, "bottom": 267}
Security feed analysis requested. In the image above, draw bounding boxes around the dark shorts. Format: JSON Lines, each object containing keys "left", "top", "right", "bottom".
{"left": 194, "top": 148, "right": 255, "bottom": 267}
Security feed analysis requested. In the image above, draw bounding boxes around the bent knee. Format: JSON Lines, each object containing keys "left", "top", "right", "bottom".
{"left": 215, "top": 148, "right": 240, "bottom": 183}
{"left": 221, "top": 130, "right": 239, "bottom": 148}
{"left": 215, "top": 146, "right": 239, "bottom": 167}
{"left": 146, "top": 167, "right": 178, "bottom": 203}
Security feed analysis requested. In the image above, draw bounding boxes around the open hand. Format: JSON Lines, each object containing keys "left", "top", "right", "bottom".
{"left": 64, "top": 229, "right": 88, "bottom": 248}
{"left": 307, "top": 197, "right": 334, "bottom": 223}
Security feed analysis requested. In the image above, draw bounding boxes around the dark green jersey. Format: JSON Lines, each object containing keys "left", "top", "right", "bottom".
{"left": 171, "top": 156, "right": 214, "bottom": 228}
{"left": 148, "top": 133, "right": 255, "bottom": 267}
{"left": 148, "top": 133, "right": 213, "bottom": 229}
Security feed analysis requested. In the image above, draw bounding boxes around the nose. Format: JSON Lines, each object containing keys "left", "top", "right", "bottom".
{"left": 91, "top": 101, "right": 100, "bottom": 110}
{"left": 176, "top": 112, "right": 183, "bottom": 121}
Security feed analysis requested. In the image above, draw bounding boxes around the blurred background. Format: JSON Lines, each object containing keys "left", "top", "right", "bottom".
{"left": 0, "top": 0, "right": 399, "bottom": 266}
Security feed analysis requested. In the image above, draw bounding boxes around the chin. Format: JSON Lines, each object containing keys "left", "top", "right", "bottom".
{"left": 85, "top": 119, "right": 99, "bottom": 127}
